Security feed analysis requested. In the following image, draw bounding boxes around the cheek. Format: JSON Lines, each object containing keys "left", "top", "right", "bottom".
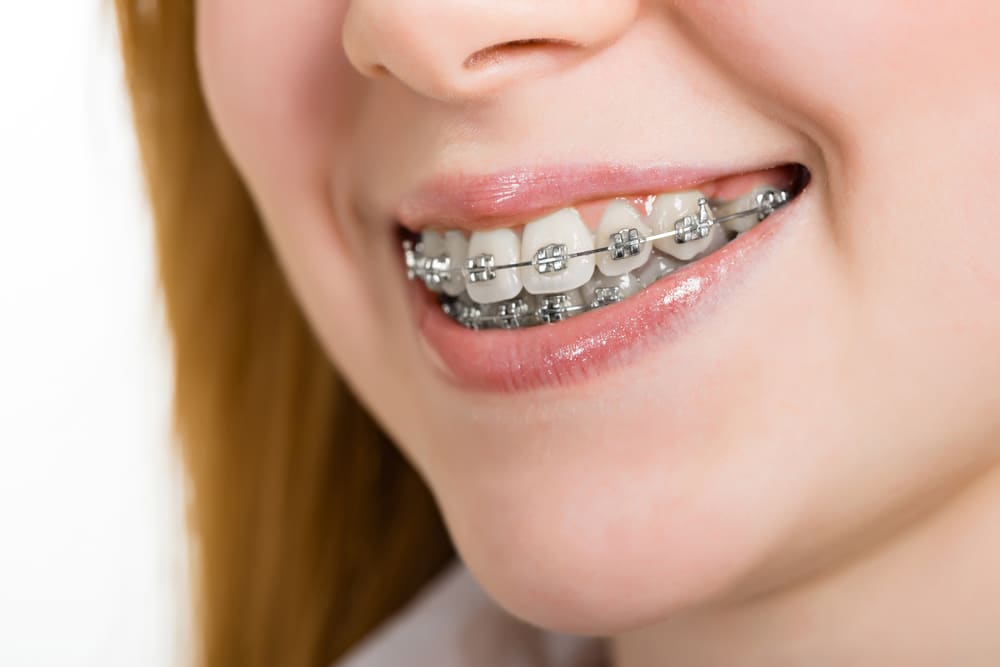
{"left": 195, "top": 0, "right": 390, "bottom": 371}
{"left": 196, "top": 0, "right": 354, "bottom": 210}
{"left": 685, "top": 0, "right": 1000, "bottom": 349}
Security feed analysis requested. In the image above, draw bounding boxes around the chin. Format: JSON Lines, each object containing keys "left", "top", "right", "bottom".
{"left": 433, "top": 424, "right": 789, "bottom": 636}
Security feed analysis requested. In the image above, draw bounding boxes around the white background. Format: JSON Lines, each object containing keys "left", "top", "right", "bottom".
{"left": 0, "top": 3, "right": 186, "bottom": 665}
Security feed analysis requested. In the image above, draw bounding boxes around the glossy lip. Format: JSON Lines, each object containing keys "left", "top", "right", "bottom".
{"left": 394, "top": 163, "right": 762, "bottom": 231}
{"left": 412, "top": 196, "right": 796, "bottom": 393}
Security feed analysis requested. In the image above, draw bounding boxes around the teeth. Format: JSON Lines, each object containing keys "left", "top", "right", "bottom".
{"left": 636, "top": 253, "right": 683, "bottom": 286}
{"left": 580, "top": 272, "right": 644, "bottom": 309}
{"left": 418, "top": 182, "right": 796, "bottom": 329}
{"left": 595, "top": 199, "right": 652, "bottom": 277}
{"left": 420, "top": 229, "right": 445, "bottom": 257}
{"left": 648, "top": 190, "right": 716, "bottom": 261}
{"left": 717, "top": 186, "right": 776, "bottom": 233}
{"left": 418, "top": 230, "right": 447, "bottom": 292}
{"left": 441, "top": 231, "right": 468, "bottom": 297}
{"left": 536, "top": 289, "right": 584, "bottom": 323}
{"left": 703, "top": 223, "right": 729, "bottom": 253}
{"left": 520, "top": 208, "right": 595, "bottom": 295}
{"left": 485, "top": 295, "right": 536, "bottom": 329}
{"left": 465, "top": 228, "right": 523, "bottom": 304}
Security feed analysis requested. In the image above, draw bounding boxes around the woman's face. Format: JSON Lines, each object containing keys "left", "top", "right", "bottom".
{"left": 197, "top": 1, "right": 1000, "bottom": 632}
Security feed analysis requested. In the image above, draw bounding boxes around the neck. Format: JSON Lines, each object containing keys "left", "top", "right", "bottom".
{"left": 611, "top": 463, "right": 1000, "bottom": 666}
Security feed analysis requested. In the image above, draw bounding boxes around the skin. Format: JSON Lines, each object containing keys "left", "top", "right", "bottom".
{"left": 196, "top": 1, "right": 1000, "bottom": 664}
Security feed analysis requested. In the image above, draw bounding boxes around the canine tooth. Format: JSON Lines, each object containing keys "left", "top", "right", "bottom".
{"left": 441, "top": 231, "right": 468, "bottom": 297}
{"left": 465, "top": 228, "right": 522, "bottom": 304}
{"left": 595, "top": 199, "right": 652, "bottom": 277}
{"left": 717, "top": 186, "right": 779, "bottom": 232}
{"left": 520, "top": 208, "right": 595, "bottom": 295}
{"left": 690, "top": 222, "right": 725, "bottom": 259}
{"left": 637, "top": 253, "right": 683, "bottom": 286}
{"left": 649, "top": 190, "right": 716, "bottom": 261}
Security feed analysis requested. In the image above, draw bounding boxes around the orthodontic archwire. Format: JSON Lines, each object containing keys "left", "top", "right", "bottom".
{"left": 403, "top": 188, "right": 791, "bottom": 290}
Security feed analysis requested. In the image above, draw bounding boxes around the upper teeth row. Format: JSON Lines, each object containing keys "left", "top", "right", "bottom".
{"left": 404, "top": 187, "right": 789, "bottom": 304}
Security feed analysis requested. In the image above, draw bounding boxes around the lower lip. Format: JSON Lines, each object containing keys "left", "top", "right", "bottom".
{"left": 412, "top": 207, "right": 791, "bottom": 392}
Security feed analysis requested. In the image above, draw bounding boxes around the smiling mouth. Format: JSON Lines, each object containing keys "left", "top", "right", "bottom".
{"left": 401, "top": 164, "right": 809, "bottom": 330}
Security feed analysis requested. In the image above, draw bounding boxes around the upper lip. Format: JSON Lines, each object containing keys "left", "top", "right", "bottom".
{"left": 393, "top": 163, "right": 777, "bottom": 232}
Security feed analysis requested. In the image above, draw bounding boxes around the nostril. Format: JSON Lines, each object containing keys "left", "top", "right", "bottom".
{"left": 463, "top": 38, "right": 580, "bottom": 70}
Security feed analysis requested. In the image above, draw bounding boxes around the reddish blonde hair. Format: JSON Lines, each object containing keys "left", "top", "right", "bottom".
{"left": 114, "top": 3, "right": 454, "bottom": 664}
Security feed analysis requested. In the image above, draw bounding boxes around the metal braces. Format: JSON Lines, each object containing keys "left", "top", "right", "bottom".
{"left": 404, "top": 188, "right": 790, "bottom": 290}
{"left": 443, "top": 295, "right": 587, "bottom": 329}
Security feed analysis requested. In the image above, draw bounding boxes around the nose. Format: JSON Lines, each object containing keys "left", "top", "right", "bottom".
{"left": 342, "top": 0, "right": 639, "bottom": 101}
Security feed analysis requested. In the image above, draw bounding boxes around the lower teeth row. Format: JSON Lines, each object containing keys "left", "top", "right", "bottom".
{"left": 440, "top": 239, "right": 723, "bottom": 329}
{"left": 404, "top": 188, "right": 794, "bottom": 330}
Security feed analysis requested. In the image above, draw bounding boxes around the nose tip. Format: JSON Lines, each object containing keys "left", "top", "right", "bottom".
{"left": 342, "top": 0, "right": 639, "bottom": 101}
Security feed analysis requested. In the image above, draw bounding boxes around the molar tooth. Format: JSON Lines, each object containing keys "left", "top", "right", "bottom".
{"left": 649, "top": 190, "right": 717, "bottom": 261}
{"left": 520, "top": 208, "right": 595, "bottom": 295}
{"left": 595, "top": 199, "right": 652, "bottom": 277}
{"left": 441, "top": 231, "right": 468, "bottom": 297}
{"left": 465, "top": 228, "right": 522, "bottom": 304}
{"left": 717, "top": 186, "right": 779, "bottom": 232}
